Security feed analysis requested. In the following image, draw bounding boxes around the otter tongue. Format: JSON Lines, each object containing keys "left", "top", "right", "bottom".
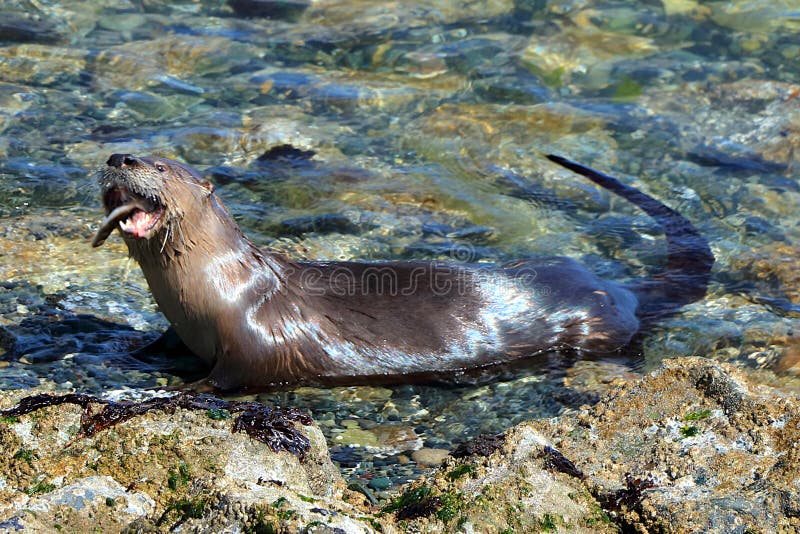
{"left": 91, "top": 201, "right": 148, "bottom": 248}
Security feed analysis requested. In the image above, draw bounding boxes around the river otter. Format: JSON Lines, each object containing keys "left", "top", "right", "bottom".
{"left": 92, "top": 153, "right": 713, "bottom": 390}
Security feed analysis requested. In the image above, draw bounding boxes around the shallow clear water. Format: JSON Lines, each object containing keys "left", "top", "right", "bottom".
{"left": 2, "top": 0, "right": 800, "bottom": 492}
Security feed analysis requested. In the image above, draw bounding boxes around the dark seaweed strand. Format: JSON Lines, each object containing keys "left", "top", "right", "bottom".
{"left": 450, "top": 432, "right": 505, "bottom": 458}
{"left": 546, "top": 155, "right": 714, "bottom": 323}
{"left": 538, "top": 445, "right": 584, "bottom": 479}
{"left": 0, "top": 393, "right": 312, "bottom": 458}
{"left": 597, "top": 473, "right": 657, "bottom": 513}
{"left": 1, "top": 393, "right": 100, "bottom": 416}
{"left": 231, "top": 404, "right": 311, "bottom": 458}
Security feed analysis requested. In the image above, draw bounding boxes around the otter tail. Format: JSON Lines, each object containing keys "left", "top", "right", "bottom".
{"left": 546, "top": 154, "right": 714, "bottom": 324}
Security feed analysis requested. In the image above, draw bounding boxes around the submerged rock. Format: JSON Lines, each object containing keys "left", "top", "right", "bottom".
{"left": 0, "top": 12, "right": 62, "bottom": 44}
{"left": 228, "top": 0, "right": 310, "bottom": 21}
{"left": 730, "top": 243, "right": 800, "bottom": 305}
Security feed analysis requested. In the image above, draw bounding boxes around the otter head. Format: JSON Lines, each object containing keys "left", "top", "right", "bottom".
{"left": 92, "top": 154, "right": 214, "bottom": 250}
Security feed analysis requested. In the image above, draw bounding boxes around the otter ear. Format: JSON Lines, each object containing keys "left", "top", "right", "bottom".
{"left": 200, "top": 179, "right": 214, "bottom": 195}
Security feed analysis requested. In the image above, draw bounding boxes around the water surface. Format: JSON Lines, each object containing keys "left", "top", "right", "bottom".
{"left": 2, "top": 0, "right": 800, "bottom": 492}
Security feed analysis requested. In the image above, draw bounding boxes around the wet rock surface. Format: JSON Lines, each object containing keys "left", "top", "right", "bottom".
{"left": 0, "top": 387, "right": 376, "bottom": 533}
{"left": 3, "top": 357, "right": 799, "bottom": 532}
{"left": 372, "top": 357, "right": 800, "bottom": 532}
{"left": 530, "top": 357, "right": 800, "bottom": 532}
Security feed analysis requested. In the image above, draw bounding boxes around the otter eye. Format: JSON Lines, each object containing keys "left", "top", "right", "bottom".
{"left": 155, "top": 163, "right": 166, "bottom": 172}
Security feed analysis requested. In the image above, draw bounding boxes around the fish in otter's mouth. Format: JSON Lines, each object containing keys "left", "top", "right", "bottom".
{"left": 92, "top": 155, "right": 166, "bottom": 248}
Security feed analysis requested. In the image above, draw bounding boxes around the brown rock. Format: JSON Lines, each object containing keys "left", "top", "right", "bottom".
{"left": 411, "top": 448, "right": 450, "bottom": 467}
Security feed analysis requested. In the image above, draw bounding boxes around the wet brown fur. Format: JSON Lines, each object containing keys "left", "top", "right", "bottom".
{"left": 96, "top": 154, "right": 713, "bottom": 390}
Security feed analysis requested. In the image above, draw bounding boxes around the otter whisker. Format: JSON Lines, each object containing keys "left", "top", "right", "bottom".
{"left": 175, "top": 219, "right": 189, "bottom": 253}
{"left": 159, "top": 223, "right": 171, "bottom": 254}
{"left": 173, "top": 216, "right": 203, "bottom": 249}
{"left": 175, "top": 177, "right": 212, "bottom": 192}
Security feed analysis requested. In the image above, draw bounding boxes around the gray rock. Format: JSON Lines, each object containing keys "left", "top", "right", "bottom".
{"left": 24, "top": 475, "right": 154, "bottom": 516}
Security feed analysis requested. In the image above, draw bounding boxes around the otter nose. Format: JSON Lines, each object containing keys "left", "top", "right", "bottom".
{"left": 107, "top": 154, "right": 139, "bottom": 168}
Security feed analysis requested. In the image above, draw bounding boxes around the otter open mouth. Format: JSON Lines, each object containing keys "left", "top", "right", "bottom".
{"left": 92, "top": 186, "right": 165, "bottom": 247}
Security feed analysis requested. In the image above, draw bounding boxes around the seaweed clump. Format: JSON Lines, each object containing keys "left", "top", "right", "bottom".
{"left": 382, "top": 485, "right": 463, "bottom": 523}
{"left": 0, "top": 392, "right": 313, "bottom": 458}
{"left": 451, "top": 432, "right": 504, "bottom": 458}
{"left": 538, "top": 445, "right": 584, "bottom": 479}
{"left": 600, "top": 473, "right": 657, "bottom": 512}
{"left": 382, "top": 485, "right": 439, "bottom": 521}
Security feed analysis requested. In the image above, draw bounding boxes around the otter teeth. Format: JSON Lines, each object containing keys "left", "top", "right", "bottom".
{"left": 119, "top": 209, "right": 159, "bottom": 238}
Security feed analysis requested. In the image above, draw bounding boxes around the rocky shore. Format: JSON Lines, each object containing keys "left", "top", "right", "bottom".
{"left": 2, "top": 356, "right": 798, "bottom": 533}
